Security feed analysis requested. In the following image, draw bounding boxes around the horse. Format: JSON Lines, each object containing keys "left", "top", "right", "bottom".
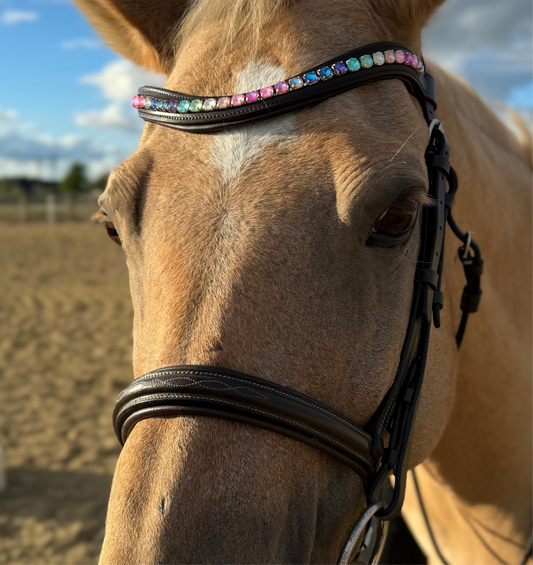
{"left": 72, "top": 0, "right": 532, "bottom": 563}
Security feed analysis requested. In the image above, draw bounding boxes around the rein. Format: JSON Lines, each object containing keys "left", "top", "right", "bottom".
{"left": 116, "top": 41, "right": 486, "bottom": 563}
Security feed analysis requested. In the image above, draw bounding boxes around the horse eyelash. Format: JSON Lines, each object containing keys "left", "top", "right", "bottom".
{"left": 92, "top": 209, "right": 106, "bottom": 223}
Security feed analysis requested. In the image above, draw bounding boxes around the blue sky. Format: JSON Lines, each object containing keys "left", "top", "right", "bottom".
{"left": 0, "top": 0, "right": 531, "bottom": 181}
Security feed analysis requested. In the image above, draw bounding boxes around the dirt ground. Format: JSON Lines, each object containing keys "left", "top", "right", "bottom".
{"left": 0, "top": 223, "right": 133, "bottom": 564}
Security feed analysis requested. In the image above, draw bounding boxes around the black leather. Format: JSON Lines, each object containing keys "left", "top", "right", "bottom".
{"left": 136, "top": 42, "right": 436, "bottom": 132}
{"left": 114, "top": 366, "right": 377, "bottom": 479}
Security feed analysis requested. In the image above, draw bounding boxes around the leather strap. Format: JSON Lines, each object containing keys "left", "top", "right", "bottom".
{"left": 114, "top": 366, "right": 377, "bottom": 480}
{"left": 136, "top": 42, "right": 436, "bottom": 132}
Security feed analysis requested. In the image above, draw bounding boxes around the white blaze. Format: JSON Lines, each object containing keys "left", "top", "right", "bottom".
{"left": 212, "top": 62, "right": 298, "bottom": 181}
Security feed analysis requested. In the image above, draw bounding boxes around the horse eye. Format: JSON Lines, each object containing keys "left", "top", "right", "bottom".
{"left": 372, "top": 198, "right": 419, "bottom": 237}
{"left": 367, "top": 197, "right": 420, "bottom": 247}
{"left": 105, "top": 217, "right": 122, "bottom": 246}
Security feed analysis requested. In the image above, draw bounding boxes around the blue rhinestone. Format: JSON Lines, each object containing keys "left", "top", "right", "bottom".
{"left": 167, "top": 100, "right": 178, "bottom": 113}
{"left": 332, "top": 61, "right": 348, "bottom": 75}
{"left": 303, "top": 72, "right": 319, "bottom": 85}
{"left": 178, "top": 100, "right": 190, "bottom": 113}
{"left": 157, "top": 99, "right": 168, "bottom": 111}
{"left": 288, "top": 77, "right": 304, "bottom": 89}
{"left": 347, "top": 58, "right": 361, "bottom": 72}
{"left": 317, "top": 66, "right": 333, "bottom": 80}
{"left": 150, "top": 98, "right": 159, "bottom": 110}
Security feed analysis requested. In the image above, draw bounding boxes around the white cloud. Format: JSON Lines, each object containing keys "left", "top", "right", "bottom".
{"left": 0, "top": 9, "right": 38, "bottom": 25}
{"left": 61, "top": 38, "right": 101, "bottom": 50}
{"left": 77, "top": 59, "right": 164, "bottom": 135}
{"left": 74, "top": 103, "right": 141, "bottom": 134}
{"left": 80, "top": 59, "right": 164, "bottom": 104}
{"left": 0, "top": 105, "right": 124, "bottom": 181}
{"left": 423, "top": 0, "right": 532, "bottom": 104}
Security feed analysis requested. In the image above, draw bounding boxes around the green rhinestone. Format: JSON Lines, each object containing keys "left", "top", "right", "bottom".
{"left": 189, "top": 99, "right": 203, "bottom": 112}
{"left": 178, "top": 100, "right": 190, "bottom": 113}
{"left": 346, "top": 57, "right": 361, "bottom": 72}
{"left": 360, "top": 54, "right": 373, "bottom": 69}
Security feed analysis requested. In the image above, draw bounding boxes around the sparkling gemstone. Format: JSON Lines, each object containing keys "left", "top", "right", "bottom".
{"left": 245, "top": 91, "right": 260, "bottom": 103}
{"left": 346, "top": 57, "right": 361, "bottom": 72}
{"left": 131, "top": 96, "right": 139, "bottom": 108}
{"left": 275, "top": 81, "right": 290, "bottom": 94}
{"left": 143, "top": 96, "right": 152, "bottom": 110}
{"left": 395, "top": 50, "right": 405, "bottom": 64}
{"left": 231, "top": 94, "right": 246, "bottom": 107}
{"left": 178, "top": 99, "right": 190, "bottom": 113}
{"left": 288, "top": 77, "right": 304, "bottom": 89}
{"left": 156, "top": 99, "right": 167, "bottom": 111}
{"left": 189, "top": 99, "right": 203, "bottom": 112}
{"left": 260, "top": 86, "right": 275, "bottom": 98}
{"left": 317, "top": 66, "right": 333, "bottom": 80}
{"left": 137, "top": 96, "right": 144, "bottom": 108}
{"left": 404, "top": 52, "right": 413, "bottom": 65}
{"left": 303, "top": 72, "right": 319, "bottom": 85}
{"left": 372, "top": 52, "right": 385, "bottom": 66}
{"left": 167, "top": 100, "right": 178, "bottom": 113}
{"left": 360, "top": 54, "right": 373, "bottom": 69}
{"left": 150, "top": 98, "right": 159, "bottom": 110}
{"left": 411, "top": 55, "right": 419, "bottom": 68}
{"left": 384, "top": 50, "right": 396, "bottom": 64}
{"left": 417, "top": 59, "right": 425, "bottom": 73}
{"left": 203, "top": 98, "right": 217, "bottom": 111}
{"left": 217, "top": 97, "right": 231, "bottom": 109}
{"left": 332, "top": 61, "right": 348, "bottom": 75}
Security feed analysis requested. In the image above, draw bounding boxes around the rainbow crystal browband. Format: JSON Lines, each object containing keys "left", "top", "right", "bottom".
{"left": 131, "top": 42, "right": 436, "bottom": 133}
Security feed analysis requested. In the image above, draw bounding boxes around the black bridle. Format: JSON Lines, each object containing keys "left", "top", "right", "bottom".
{"left": 114, "top": 42, "right": 485, "bottom": 562}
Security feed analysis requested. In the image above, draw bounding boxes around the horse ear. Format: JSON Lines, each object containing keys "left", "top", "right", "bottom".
{"left": 72, "top": 0, "right": 188, "bottom": 73}
{"left": 372, "top": 0, "right": 446, "bottom": 31}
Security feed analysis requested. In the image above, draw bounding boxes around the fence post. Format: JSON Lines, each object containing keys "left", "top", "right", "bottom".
{"left": 46, "top": 193, "right": 57, "bottom": 223}
{"left": 18, "top": 194, "right": 28, "bottom": 222}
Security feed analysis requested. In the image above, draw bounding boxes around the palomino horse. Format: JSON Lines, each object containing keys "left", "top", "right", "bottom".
{"left": 73, "top": 0, "right": 532, "bottom": 563}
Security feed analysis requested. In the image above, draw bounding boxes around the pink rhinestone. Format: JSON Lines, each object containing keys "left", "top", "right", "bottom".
{"left": 217, "top": 97, "right": 231, "bottom": 109}
{"left": 411, "top": 55, "right": 419, "bottom": 68}
{"left": 137, "top": 95, "right": 144, "bottom": 108}
{"left": 384, "top": 50, "right": 396, "bottom": 64}
{"left": 395, "top": 50, "right": 405, "bottom": 64}
{"left": 231, "top": 94, "right": 245, "bottom": 107}
{"left": 246, "top": 91, "right": 260, "bottom": 103}
{"left": 275, "top": 81, "right": 289, "bottom": 95}
{"left": 260, "top": 86, "right": 275, "bottom": 99}
{"left": 404, "top": 52, "right": 413, "bottom": 65}
{"left": 132, "top": 96, "right": 139, "bottom": 108}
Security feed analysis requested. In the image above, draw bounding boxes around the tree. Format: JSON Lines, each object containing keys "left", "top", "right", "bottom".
{"left": 59, "top": 163, "right": 88, "bottom": 194}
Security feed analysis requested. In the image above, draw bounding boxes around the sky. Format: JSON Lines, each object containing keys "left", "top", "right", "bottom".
{"left": 0, "top": 0, "right": 531, "bottom": 181}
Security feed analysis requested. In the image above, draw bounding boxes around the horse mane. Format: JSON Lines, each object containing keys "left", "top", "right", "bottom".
{"left": 174, "top": 0, "right": 290, "bottom": 54}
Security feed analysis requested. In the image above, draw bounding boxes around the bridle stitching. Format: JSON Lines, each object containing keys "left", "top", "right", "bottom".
{"left": 127, "top": 369, "right": 371, "bottom": 439}
{"left": 119, "top": 392, "right": 374, "bottom": 468}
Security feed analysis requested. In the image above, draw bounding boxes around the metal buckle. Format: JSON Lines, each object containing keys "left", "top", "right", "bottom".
{"left": 462, "top": 231, "right": 472, "bottom": 260}
{"left": 428, "top": 118, "right": 442, "bottom": 139}
{"left": 337, "top": 502, "right": 387, "bottom": 565}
